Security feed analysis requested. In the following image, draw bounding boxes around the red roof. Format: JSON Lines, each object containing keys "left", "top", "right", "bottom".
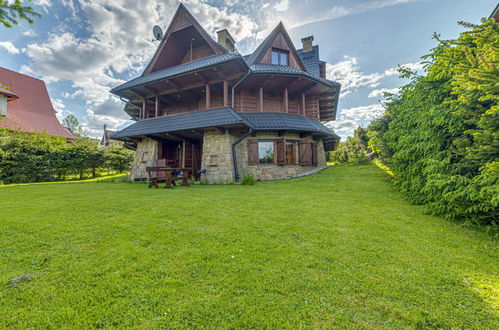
{"left": 0, "top": 67, "right": 74, "bottom": 139}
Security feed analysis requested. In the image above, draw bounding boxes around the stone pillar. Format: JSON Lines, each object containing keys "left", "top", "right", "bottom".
{"left": 200, "top": 130, "right": 236, "bottom": 183}
{"left": 130, "top": 137, "right": 158, "bottom": 180}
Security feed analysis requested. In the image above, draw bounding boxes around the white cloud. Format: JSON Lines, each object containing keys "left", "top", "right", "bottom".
{"left": 0, "top": 41, "right": 21, "bottom": 54}
{"left": 22, "top": 29, "right": 37, "bottom": 37}
{"left": 274, "top": 0, "right": 289, "bottom": 12}
{"left": 326, "top": 56, "right": 384, "bottom": 97}
{"left": 384, "top": 61, "right": 424, "bottom": 76}
{"left": 368, "top": 87, "right": 400, "bottom": 98}
{"left": 328, "top": 103, "right": 384, "bottom": 138}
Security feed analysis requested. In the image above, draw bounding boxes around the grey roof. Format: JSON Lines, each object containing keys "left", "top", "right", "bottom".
{"left": 112, "top": 106, "right": 338, "bottom": 139}
{"left": 297, "top": 45, "right": 320, "bottom": 77}
{"left": 239, "top": 112, "right": 337, "bottom": 137}
{"left": 250, "top": 64, "right": 339, "bottom": 88}
{"left": 112, "top": 106, "right": 249, "bottom": 139}
{"left": 111, "top": 53, "right": 245, "bottom": 93}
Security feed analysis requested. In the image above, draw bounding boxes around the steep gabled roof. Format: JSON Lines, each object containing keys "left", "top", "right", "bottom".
{"left": 0, "top": 67, "right": 74, "bottom": 139}
{"left": 112, "top": 53, "right": 245, "bottom": 95}
{"left": 245, "top": 22, "right": 307, "bottom": 72}
{"left": 143, "top": 3, "right": 227, "bottom": 75}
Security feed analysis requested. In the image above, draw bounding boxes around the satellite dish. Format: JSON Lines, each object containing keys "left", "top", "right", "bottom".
{"left": 153, "top": 25, "right": 163, "bottom": 41}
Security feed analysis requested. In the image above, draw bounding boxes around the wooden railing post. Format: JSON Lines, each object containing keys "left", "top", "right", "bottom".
{"left": 155, "top": 95, "right": 159, "bottom": 117}
{"left": 223, "top": 80, "right": 228, "bottom": 106}
{"left": 259, "top": 87, "right": 264, "bottom": 112}
{"left": 205, "top": 83, "right": 211, "bottom": 109}
{"left": 284, "top": 88, "right": 288, "bottom": 113}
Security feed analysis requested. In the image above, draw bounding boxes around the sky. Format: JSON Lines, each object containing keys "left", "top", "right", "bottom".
{"left": 0, "top": 0, "right": 496, "bottom": 139}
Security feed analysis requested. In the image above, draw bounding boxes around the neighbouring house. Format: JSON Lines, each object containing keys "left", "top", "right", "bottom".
{"left": 111, "top": 4, "right": 340, "bottom": 183}
{"left": 0, "top": 67, "right": 74, "bottom": 139}
{"left": 100, "top": 124, "right": 122, "bottom": 148}
{"left": 490, "top": 3, "right": 499, "bottom": 21}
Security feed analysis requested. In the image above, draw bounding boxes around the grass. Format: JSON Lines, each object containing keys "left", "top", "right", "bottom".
{"left": 0, "top": 165, "right": 497, "bottom": 328}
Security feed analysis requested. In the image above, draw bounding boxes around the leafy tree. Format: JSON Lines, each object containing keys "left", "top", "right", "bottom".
{"left": 0, "top": 0, "right": 40, "bottom": 28}
{"left": 104, "top": 146, "right": 134, "bottom": 173}
{"left": 330, "top": 126, "right": 370, "bottom": 163}
{"left": 69, "top": 137, "right": 104, "bottom": 179}
{"left": 62, "top": 114, "right": 83, "bottom": 137}
{"left": 368, "top": 19, "right": 498, "bottom": 226}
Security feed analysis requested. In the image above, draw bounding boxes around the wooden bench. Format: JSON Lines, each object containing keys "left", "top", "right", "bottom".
{"left": 146, "top": 166, "right": 192, "bottom": 189}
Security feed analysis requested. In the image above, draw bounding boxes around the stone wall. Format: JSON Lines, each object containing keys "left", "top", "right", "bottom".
{"left": 200, "top": 130, "right": 237, "bottom": 183}
{"left": 235, "top": 132, "right": 326, "bottom": 181}
{"left": 199, "top": 130, "right": 326, "bottom": 183}
{"left": 130, "top": 137, "right": 158, "bottom": 180}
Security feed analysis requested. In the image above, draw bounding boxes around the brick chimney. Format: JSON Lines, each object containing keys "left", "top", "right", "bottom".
{"left": 301, "top": 36, "right": 314, "bottom": 52}
{"left": 216, "top": 29, "right": 236, "bottom": 52}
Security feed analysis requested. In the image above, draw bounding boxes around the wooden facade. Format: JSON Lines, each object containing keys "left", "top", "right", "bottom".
{"left": 110, "top": 4, "right": 340, "bottom": 182}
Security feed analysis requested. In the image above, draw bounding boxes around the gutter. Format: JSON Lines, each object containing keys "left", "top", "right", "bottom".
{"left": 232, "top": 128, "right": 254, "bottom": 182}
{"left": 230, "top": 69, "right": 253, "bottom": 182}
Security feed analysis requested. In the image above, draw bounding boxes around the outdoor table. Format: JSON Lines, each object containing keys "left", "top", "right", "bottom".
{"left": 146, "top": 167, "right": 191, "bottom": 189}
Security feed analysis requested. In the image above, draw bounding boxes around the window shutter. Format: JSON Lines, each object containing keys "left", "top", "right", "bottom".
{"left": 312, "top": 142, "right": 318, "bottom": 167}
{"left": 299, "top": 140, "right": 312, "bottom": 166}
{"left": 247, "top": 140, "right": 258, "bottom": 165}
{"left": 276, "top": 138, "right": 285, "bottom": 165}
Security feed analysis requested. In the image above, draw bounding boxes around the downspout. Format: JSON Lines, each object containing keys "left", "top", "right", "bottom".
{"left": 232, "top": 128, "right": 253, "bottom": 182}
{"left": 231, "top": 70, "right": 252, "bottom": 182}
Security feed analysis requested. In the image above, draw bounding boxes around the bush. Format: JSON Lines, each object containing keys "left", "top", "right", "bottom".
{"left": 367, "top": 19, "right": 498, "bottom": 226}
{"left": 241, "top": 173, "right": 255, "bottom": 185}
{"left": 0, "top": 129, "right": 134, "bottom": 184}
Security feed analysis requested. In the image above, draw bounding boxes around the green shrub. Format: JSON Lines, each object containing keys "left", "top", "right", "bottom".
{"left": 241, "top": 173, "right": 255, "bottom": 185}
{"left": 367, "top": 19, "right": 498, "bottom": 226}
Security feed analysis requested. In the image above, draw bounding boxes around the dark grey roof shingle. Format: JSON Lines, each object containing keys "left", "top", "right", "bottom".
{"left": 239, "top": 112, "right": 338, "bottom": 137}
{"left": 112, "top": 106, "right": 248, "bottom": 139}
{"left": 111, "top": 53, "right": 244, "bottom": 93}
{"left": 250, "top": 64, "right": 339, "bottom": 87}
{"left": 297, "top": 45, "right": 320, "bottom": 77}
{"left": 112, "top": 106, "right": 338, "bottom": 139}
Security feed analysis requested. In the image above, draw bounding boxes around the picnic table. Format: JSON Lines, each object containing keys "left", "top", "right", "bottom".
{"left": 145, "top": 166, "right": 191, "bottom": 189}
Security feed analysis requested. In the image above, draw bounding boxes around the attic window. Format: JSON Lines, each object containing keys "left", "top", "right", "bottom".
{"left": 271, "top": 49, "right": 288, "bottom": 65}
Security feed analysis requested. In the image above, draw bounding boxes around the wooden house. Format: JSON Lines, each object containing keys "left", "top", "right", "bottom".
{"left": 111, "top": 4, "right": 340, "bottom": 182}
{"left": 0, "top": 67, "right": 74, "bottom": 140}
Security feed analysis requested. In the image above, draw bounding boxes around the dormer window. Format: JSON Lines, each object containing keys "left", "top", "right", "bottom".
{"left": 271, "top": 49, "right": 288, "bottom": 65}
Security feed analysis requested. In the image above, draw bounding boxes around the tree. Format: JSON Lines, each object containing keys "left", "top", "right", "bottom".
{"left": 62, "top": 114, "right": 83, "bottom": 137}
{"left": 367, "top": 19, "right": 498, "bottom": 226}
{"left": 0, "top": 0, "right": 40, "bottom": 28}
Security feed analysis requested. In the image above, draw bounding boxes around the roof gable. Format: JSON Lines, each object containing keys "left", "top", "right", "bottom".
{"left": 0, "top": 67, "right": 74, "bottom": 139}
{"left": 143, "top": 4, "right": 226, "bottom": 75}
{"left": 246, "top": 22, "right": 306, "bottom": 72}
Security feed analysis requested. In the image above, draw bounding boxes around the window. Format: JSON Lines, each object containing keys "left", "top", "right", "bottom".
{"left": 0, "top": 96, "right": 7, "bottom": 116}
{"left": 258, "top": 141, "right": 275, "bottom": 164}
{"left": 271, "top": 49, "right": 289, "bottom": 65}
{"left": 285, "top": 141, "right": 297, "bottom": 165}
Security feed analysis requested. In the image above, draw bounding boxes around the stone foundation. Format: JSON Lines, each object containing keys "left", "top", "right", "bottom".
{"left": 130, "top": 137, "right": 158, "bottom": 180}
{"left": 130, "top": 132, "right": 327, "bottom": 183}
{"left": 200, "top": 130, "right": 237, "bottom": 183}
{"left": 199, "top": 130, "right": 326, "bottom": 183}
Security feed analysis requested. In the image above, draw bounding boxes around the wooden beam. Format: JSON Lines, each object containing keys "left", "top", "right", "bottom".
{"left": 168, "top": 79, "right": 182, "bottom": 91}
{"left": 212, "top": 66, "right": 225, "bottom": 79}
{"left": 283, "top": 88, "right": 288, "bottom": 113}
{"left": 302, "top": 93, "right": 306, "bottom": 116}
{"left": 139, "top": 72, "right": 244, "bottom": 99}
{"left": 290, "top": 82, "right": 317, "bottom": 98}
{"left": 142, "top": 97, "right": 146, "bottom": 119}
{"left": 205, "top": 83, "right": 211, "bottom": 109}
{"left": 259, "top": 87, "right": 263, "bottom": 112}
{"left": 223, "top": 80, "right": 228, "bottom": 106}
{"left": 155, "top": 96, "right": 159, "bottom": 117}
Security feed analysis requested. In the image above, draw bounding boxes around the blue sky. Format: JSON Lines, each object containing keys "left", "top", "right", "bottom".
{"left": 0, "top": 0, "right": 496, "bottom": 138}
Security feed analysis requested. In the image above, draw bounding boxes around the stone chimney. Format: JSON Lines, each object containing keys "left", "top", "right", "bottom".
{"left": 301, "top": 36, "right": 314, "bottom": 52}
{"left": 216, "top": 29, "right": 236, "bottom": 52}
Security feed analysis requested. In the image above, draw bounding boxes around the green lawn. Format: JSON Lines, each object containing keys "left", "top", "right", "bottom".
{"left": 0, "top": 165, "right": 497, "bottom": 328}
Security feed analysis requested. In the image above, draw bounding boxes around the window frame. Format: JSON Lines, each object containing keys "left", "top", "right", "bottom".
{"left": 271, "top": 48, "right": 289, "bottom": 66}
{"left": 257, "top": 140, "right": 276, "bottom": 164}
